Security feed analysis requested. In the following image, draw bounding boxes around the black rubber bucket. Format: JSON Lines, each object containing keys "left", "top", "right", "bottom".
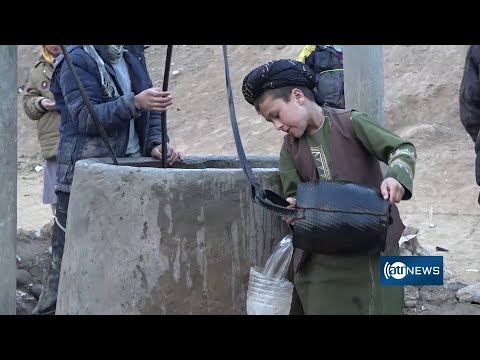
{"left": 290, "top": 180, "right": 391, "bottom": 255}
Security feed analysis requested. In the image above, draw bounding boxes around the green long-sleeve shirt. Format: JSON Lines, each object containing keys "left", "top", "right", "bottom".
{"left": 279, "top": 110, "right": 417, "bottom": 198}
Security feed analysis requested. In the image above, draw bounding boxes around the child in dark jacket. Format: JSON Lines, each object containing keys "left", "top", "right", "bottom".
{"left": 459, "top": 45, "right": 480, "bottom": 193}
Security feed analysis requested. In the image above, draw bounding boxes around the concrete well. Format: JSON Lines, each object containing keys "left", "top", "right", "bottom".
{"left": 56, "top": 155, "right": 289, "bottom": 315}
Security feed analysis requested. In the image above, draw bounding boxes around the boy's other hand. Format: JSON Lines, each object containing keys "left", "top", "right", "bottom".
{"left": 380, "top": 177, "right": 405, "bottom": 205}
{"left": 151, "top": 143, "right": 183, "bottom": 165}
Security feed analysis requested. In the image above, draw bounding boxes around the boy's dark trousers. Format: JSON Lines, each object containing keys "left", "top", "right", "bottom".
{"left": 32, "top": 191, "right": 70, "bottom": 315}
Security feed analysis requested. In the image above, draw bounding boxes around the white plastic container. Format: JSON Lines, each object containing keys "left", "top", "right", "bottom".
{"left": 246, "top": 266, "right": 293, "bottom": 315}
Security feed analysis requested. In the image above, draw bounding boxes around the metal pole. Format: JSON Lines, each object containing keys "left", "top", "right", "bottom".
{"left": 0, "top": 45, "right": 17, "bottom": 315}
{"left": 161, "top": 45, "right": 173, "bottom": 168}
{"left": 343, "top": 45, "right": 385, "bottom": 127}
{"left": 343, "top": 45, "right": 386, "bottom": 173}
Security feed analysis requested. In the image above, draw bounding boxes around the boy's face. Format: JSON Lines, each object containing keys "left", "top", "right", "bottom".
{"left": 258, "top": 89, "right": 309, "bottom": 138}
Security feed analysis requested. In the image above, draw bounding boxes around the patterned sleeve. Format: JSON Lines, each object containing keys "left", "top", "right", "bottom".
{"left": 351, "top": 111, "right": 417, "bottom": 200}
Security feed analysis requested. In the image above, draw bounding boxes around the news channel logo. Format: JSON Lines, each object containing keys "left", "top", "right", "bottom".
{"left": 380, "top": 256, "right": 443, "bottom": 285}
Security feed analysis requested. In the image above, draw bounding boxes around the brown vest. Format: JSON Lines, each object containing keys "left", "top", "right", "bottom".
{"left": 284, "top": 107, "right": 405, "bottom": 266}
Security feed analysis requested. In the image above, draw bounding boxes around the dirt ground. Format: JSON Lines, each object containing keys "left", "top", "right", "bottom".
{"left": 15, "top": 45, "right": 480, "bottom": 314}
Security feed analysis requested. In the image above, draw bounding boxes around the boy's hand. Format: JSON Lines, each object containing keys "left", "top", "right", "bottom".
{"left": 40, "top": 98, "right": 56, "bottom": 111}
{"left": 283, "top": 197, "right": 297, "bottom": 225}
{"left": 134, "top": 89, "right": 173, "bottom": 112}
{"left": 380, "top": 177, "right": 405, "bottom": 205}
{"left": 151, "top": 143, "right": 183, "bottom": 165}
